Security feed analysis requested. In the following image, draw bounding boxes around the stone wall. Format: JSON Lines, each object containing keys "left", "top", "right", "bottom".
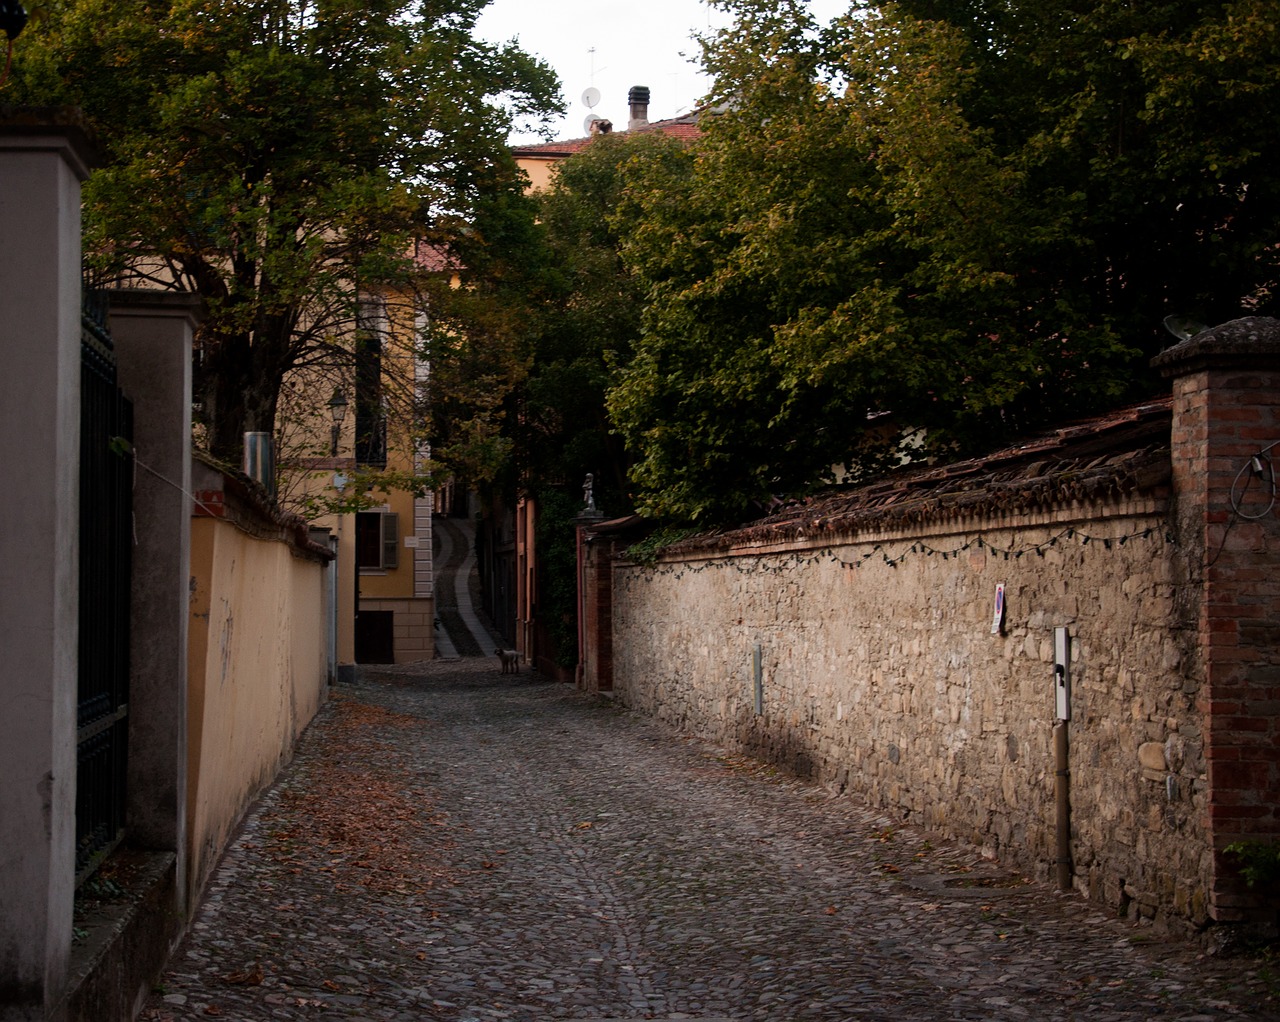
{"left": 605, "top": 320, "right": 1280, "bottom": 934}
{"left": 611, "top": 499, "right": 1210, "bottom": 928}
{"left": 596, "top": 318, "right": 1280, "bottom": 934}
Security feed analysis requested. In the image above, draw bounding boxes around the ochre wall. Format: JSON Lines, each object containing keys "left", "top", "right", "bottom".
{"left": 186, "top": 515, "right": 330, "bottom": 898}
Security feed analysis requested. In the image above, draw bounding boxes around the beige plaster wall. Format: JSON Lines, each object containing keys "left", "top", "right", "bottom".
{"left": 358, "top": 489, "right": 417, "bottom": 600}
{"left": 515, "top": 156, "right": 559, "bottom": 193}
{"left": 186, "top": 517, "right": 330, "bottom": 897}
{"left": 611, "top": 499, "right": 1210, "bottom": 930}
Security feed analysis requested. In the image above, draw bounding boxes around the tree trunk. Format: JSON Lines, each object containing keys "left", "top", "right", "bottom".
{"left": 203, "top": 332, "right": 283, "bottom": 468}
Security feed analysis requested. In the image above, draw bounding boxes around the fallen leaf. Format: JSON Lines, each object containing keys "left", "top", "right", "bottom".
{"left": 322, "top": 979, "right": 342, "bottom": 992}
{"left": 223, "top": 963, "right": 264, "bottom": 986}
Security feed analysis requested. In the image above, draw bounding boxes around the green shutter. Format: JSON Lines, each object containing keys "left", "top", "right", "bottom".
{"left": 382, "top": 512, "right": 399, "bottom": 569}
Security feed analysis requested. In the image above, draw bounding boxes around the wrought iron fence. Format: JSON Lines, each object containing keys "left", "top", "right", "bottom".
{"left": 76, "top": 291, "right": 133, "bottom": 886}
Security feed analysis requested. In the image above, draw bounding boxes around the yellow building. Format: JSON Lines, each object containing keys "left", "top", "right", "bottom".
{"left": 499, "top": 89, "right": 700, "bottom": 675}
{"left": 281, "top": 257, "right": 440, "bottom": 666}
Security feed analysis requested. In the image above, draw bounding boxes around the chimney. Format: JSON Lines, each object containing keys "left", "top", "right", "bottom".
{"left": 627, "top": 85, "right": 650, "bottom": 131}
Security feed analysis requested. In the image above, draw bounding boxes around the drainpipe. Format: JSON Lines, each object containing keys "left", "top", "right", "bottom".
{"left": 1054, "top": 721, "right": 1071, "bottom": 889}
{"left": 1053, "top": 626, "right": 1073, "bottom": 891}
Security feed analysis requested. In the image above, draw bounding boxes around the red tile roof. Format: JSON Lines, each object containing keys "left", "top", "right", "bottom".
{"left": 663, "top": 398, "right": 1175, "bottom": 553}
{"left": 414, "top": 239, "right": 458, "bottom": 274}
{"left": 512, "top": 114, "right": 702, "bottom": 159}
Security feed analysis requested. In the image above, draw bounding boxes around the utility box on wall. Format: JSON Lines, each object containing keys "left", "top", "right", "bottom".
{"left": 1054, "top": 626, "right": 1071, "bottom": 721}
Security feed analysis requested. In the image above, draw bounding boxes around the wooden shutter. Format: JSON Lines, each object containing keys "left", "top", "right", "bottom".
{"left": 382, "top": 512, "right": 398, "bottom": 569}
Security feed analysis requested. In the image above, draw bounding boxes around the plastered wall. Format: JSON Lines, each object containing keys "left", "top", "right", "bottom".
{"left": 186, "top": 516, "right": 330, "bottom": 897}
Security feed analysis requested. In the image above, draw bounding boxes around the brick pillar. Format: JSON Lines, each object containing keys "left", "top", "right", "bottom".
{"left": 1154, "top": 317, "right": 1280, "bottom": 924}
{"left": 581, "top": 532, "right": 615, "bottom": 694}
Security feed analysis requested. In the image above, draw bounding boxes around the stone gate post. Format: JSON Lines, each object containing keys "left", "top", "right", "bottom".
{"left": 109, "top": 291, "right": 201, "bottom": 912}
{"left": 0, "top": 110, "right": 96, "bottom": 1022}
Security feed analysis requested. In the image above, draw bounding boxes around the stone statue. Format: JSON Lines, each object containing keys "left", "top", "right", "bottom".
{"left": 583, "top": 473, "right": 596, "bottom": 513}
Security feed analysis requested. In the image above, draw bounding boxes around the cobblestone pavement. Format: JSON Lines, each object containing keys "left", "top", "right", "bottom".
{"left": 142, "top": 659, "right": 1280, "bottom": 1022}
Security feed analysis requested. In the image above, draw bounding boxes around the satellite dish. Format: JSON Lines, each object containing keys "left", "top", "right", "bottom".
{"left": 583, "top": 114, "right": 604, "bottom": 135}
{"left": 1163, "top": 314, "right": 1208, "bottom": 342}
{"left": 582, "top": 86, "right": 601, "bottom": 109}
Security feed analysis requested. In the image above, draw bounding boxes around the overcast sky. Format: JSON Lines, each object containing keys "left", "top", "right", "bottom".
{"left": 475, "top": 0, "right": 850, "bottom": 143}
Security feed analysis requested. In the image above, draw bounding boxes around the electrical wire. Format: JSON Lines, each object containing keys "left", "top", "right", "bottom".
{"left": 1229, "top": 440, "right": 1278, "bottom": 521}
{"left": 0, "top": 39, "right": 13, "bottom": 89}
{"left": 1205, "top": 439, "right": 1278, "bottom": 568}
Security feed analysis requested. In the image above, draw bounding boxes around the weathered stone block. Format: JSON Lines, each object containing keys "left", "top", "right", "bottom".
{"left": 1139, "top": 742, "right": 1168, "bottom": 772}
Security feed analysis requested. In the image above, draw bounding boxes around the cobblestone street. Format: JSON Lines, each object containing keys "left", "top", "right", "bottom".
{"left": 142, "top": 659, "right": 1280, "bottom": 1022}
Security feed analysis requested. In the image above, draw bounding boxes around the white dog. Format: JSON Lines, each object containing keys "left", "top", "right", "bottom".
{"left": 495, "top": 648, "right": 519, "bottom": 675}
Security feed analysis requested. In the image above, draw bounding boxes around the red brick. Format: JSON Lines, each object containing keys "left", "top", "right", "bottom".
{"left": 1210, "top": 760, "right": 1272, "bottom": 789}
{"left": 1207, "top": 803, "right": 1270, "bottom": 821}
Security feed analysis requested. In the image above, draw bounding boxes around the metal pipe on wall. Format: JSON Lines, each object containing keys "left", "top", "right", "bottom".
{"left": 1053, "top": 625, "right": 1073, "bottom": 891}
{"left": 1055, "top": 720, "right": 1072, "bottom": 890}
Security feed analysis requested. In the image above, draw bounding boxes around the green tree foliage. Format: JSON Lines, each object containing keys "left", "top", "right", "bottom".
{"left": 426, "top": 131, "right": 675, "bottom": 514}
{"left": 605, "top": 0, "right": 1280, "bottom": 524}
{"left": 521, "top": 133, "right": 680, "bottom": 509}
{"left": 10, "top": 0, "right": 562, "bottom": 462}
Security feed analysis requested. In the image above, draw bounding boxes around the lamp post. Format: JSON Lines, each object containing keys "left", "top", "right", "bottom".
{"left": 327, "top": 388, "right": 348, "bottom": 457}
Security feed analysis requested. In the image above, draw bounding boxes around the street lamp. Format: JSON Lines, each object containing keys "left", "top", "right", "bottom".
{"left": 327, "top": 388, "right": 348, "bottom": 457}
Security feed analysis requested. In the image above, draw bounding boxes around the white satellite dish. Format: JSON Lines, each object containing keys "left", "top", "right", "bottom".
{"left": 583, "top": 114, "right": 604, "bottom": 135}
{"left": 582, "top": 86, "right": 601, "bottom": 109}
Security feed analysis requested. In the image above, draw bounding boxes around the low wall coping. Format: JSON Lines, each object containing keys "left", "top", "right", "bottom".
{"left": 655, "top": 400, "right": 1172, "bottom": 560}
{"left": 1152, "top": 316, "right": 1280, "bottom": 377}
{"left": 191, "top": 455, "right": 334, "bottom": 564}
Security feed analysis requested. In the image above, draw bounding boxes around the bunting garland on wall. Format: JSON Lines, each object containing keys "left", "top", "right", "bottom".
{"left": 619, "top": 521, "right": 1174, "bottom": 586}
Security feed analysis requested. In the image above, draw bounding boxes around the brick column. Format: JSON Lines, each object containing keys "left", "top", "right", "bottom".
{"left": 1155, "top": 317, "right": 1280, "bottom": 924}
{"left": 581, "top": 532, "right": 615, "bottom": 694}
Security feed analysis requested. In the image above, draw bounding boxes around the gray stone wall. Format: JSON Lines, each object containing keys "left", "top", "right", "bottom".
{"left": 611, "top": 497, "right": 1210, "bottom": 930}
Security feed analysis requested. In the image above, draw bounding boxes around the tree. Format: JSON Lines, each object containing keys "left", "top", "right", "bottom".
{"left": 423, "top": 130, "right": 677, "bottom": 514}
{"left": 604, "top": 0, "right": 1280, "bottom": 524}
{"left": 885, "top": 0, "right": 1280, "bottom": 342}
{"left": 10, "top": 0, "right": 562, "bottom": 464}
{"left": 519, "top": 132, "right": 681, "bottom": 509}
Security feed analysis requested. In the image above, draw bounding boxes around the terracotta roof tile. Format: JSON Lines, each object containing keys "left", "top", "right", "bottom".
{"left": 665, "top": 398, "right": 1174, "bottom": 553}
{"left": 512, "top": 114, "right": 702, "bottom": 158}
{"left": 414, "top": 239, "right": 458, "bottom": 273}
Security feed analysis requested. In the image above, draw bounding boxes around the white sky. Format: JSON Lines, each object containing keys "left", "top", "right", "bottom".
{"left": 475, "top": 0, "right": 850, "bottom": 143}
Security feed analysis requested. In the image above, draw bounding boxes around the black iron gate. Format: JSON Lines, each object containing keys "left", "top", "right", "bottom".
{"left": 76, "top": 293, "right": 133, "bottom": 886}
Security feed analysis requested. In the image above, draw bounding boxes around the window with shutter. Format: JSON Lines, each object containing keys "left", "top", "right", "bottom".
{"left": 356, "top": 510, "right": 400, "bottom": 570}
{"left": 382, "top": 512, "right": 398, "bottom": 569}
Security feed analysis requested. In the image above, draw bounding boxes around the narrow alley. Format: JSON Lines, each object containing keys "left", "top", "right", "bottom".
{"left": 140, "top": 655, "right": 1278, "bottom": 1022}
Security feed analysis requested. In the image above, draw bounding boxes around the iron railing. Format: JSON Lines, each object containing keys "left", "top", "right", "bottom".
{"left": 76, "top": 292, "right": 133, "bottom": 886}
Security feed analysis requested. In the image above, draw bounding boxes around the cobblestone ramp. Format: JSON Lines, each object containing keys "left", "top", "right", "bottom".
{"left": 432, "top": 517, "right": 487, "bottom": 657}
{"left": 143, "top": 662, "right": 1280, "bottom": 1022}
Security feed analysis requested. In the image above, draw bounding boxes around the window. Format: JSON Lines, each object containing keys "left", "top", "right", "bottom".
{"left": 355, "top": 511, "right": 398, "bottom": 570}
{"left": 355, "top": 297, "right": 387, "bottom": 468}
